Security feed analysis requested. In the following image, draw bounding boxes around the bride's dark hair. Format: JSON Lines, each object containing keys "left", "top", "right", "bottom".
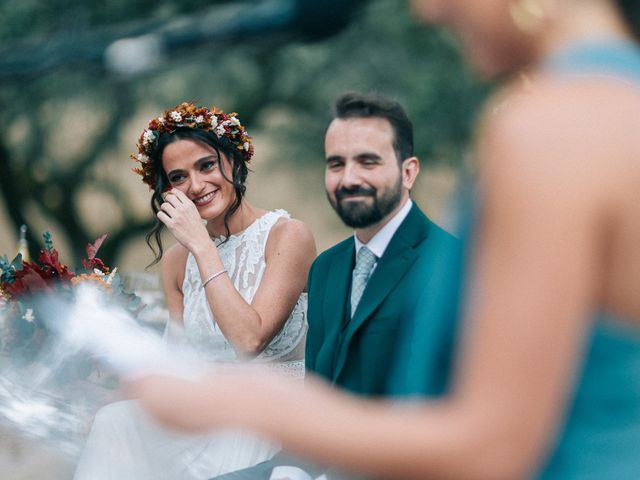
{"left": 145, "top": 128, "right": 249, "bottom": 267}
{"left": 616, "top": 0, "right": 640, "bottom": 39}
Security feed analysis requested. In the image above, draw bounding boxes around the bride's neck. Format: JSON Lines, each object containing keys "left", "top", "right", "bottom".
{"left": 206, "top": 202, "right": 264, "bottom": 238}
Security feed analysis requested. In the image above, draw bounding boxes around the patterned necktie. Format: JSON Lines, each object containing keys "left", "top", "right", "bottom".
{"left": 350, "top": 246, "right": 377, "bottom": 317}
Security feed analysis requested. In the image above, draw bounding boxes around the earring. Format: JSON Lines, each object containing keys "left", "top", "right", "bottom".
{"left": 509, "top": 0, "right": 546, "bottom": 34}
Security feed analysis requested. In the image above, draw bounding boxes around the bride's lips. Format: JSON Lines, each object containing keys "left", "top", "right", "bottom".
{"left": 192, "top": 190, "right": 218, "bottom": 207}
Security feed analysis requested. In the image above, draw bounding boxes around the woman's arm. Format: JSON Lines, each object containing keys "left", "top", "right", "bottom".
{"left": 159, "top": 189, "right": 316, "bottom": 358}
{"left": 198, "top": 217, "right": 316, "bottom": 358}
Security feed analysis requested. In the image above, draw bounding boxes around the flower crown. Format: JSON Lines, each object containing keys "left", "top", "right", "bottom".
{"left": 132, "top": 102, "right": 254, "bottom": 188}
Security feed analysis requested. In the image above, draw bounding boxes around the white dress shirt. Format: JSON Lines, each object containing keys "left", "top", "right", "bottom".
{"left": 353, "top": 198, "right": 413, "bottom": 270}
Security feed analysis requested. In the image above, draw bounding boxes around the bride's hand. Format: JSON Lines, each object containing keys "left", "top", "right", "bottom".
{"left": 157, "top": 189, "right": 210, "bottom": 252}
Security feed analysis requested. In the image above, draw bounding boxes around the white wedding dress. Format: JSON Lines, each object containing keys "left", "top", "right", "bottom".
{"left": 74, "top": 210, "right": 307, "bottom": 480}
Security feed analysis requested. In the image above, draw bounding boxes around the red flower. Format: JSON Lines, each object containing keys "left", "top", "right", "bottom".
{"left": 81, "top": 234, "right": 110, "bottom": 274}
{"left": 36, "top": 248, "right": 74, "bottom": 282}
{"left": 3, "top": 263, "right": 52, "bottom": 298}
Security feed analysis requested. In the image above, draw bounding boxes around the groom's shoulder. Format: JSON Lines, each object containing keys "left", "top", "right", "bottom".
{"left": 312, "top": 236, "right": 353, "bottom": 269}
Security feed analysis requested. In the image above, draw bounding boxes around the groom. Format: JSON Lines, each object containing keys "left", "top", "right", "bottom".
{"left": 214, "top": 92, "right": 456, "bottom": 478}
{"left": 305, "top": 92, "right": 455, "bottom": 396}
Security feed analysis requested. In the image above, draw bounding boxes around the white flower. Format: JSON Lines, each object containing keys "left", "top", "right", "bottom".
{"left": 157, "top": 116, "right": 165, "bottom": 124}
{"left": 22, "top": 308, "right": 35, "bottom": 323}
{"left": 142, "top": 129, "right": 156, "bottom": 146}
{"left": 194, "top": 115, "right": 205, "bottom": 124}
{"left": 106, "top": 267, "right": 118, "bottom": 285}
{"left": 229, "top": 117, "right": 241, "bottom": 126}
{"left": 215, "top": 124, "right": 226, "bottom": 137}
{"left": 209, "top": 114, "right": 218, "bottom": 128}
{"left": 243, "top": 141, "right": 250, "bottom": 151}
{"left": 169, "top": 111, "right": 182, "bottom": 122}
{"left": 137, "top": 153, "right": 150, "bottom": 163}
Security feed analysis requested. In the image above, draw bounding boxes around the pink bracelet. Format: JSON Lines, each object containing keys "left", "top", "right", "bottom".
{"left": 201, "top": 269, "right": 227, "bottom": 289}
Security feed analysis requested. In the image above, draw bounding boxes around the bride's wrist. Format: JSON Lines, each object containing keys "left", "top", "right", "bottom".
{"left": 191, "top": 246, "right": 225, "bottom": 280}
{"left": 190, "top": 239, "right": 217, "bottom": 260}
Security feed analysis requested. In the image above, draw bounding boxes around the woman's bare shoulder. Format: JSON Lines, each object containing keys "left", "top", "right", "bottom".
{"left": 479, "top": 76, "right": 640, "bottom": 190}
{"left": 265, "top": 216, "right": 316, "bottom": 260}
{"left": 488, "top": 76, "right": 640, "bottom": 143}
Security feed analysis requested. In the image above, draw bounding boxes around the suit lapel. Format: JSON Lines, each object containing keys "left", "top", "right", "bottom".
{"left": 315, "top": 241, "right": 354, "bottom": 379}
{"left": 332, "top": 205, "right": 431, "bottom": 382}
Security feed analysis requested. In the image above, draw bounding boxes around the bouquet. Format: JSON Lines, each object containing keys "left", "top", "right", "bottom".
{"left": 0, "top": 232, "right": 142, "bottom": 371}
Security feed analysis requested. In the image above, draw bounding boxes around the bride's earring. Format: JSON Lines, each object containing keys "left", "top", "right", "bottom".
{"left": 509, "top": 0, "right": 548, "bottom": 34}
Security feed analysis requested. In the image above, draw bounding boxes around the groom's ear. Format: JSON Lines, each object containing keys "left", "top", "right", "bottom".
{"left": 401, "top": 156, "right": 420, "bottom": 190}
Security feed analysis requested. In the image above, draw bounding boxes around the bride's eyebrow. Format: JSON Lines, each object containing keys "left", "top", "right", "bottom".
{"left": 194, "top": 155, "right": 218, "bottom": 167}
{"left": 166, "top": 155, "right": 218, "bottom": 177}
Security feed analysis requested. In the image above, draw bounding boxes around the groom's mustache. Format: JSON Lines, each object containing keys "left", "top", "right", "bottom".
{"left": 335, "top": 186, "right": 376, "bottom": 201}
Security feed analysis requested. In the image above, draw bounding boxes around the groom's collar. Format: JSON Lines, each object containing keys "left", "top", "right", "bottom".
{"left": 353, "top": 199, "right": 413, "bottom": 259}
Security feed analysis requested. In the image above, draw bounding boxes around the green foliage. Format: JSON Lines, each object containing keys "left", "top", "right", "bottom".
{"left": 0, "top": 254, "right": 22, "bottom": 283}
{"left": 43, "top": 231, "right": 54, "bottom": 252}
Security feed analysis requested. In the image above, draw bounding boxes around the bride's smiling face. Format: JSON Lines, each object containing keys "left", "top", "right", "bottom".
{"left": 161, "top": 139, "right": 236, "bottom": 221}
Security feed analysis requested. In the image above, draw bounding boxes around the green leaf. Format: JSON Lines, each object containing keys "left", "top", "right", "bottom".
{"left": 11, "top": 253, "right": 24, "bottom": 270}
{"left": 42, "top": 231, "right": 54, "bottom": 252}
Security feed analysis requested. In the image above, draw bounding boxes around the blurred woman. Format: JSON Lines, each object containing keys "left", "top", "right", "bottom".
{"left": 74, "top": 102, "right": 315, "bottom": 479}
{"left": 131, "top": 2, "right": 640, "bottom": 478}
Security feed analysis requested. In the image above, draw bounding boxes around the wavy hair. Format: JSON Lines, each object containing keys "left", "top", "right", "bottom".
{"left": 616, "top": 0, "right": 640, "bottom": 39}
{"left": 145, "top": 128, "right": 249, "bottom": 267}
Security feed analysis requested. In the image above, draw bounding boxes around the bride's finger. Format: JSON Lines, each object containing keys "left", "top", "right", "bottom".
{"left": 162, "top": 191, "right": 184, "bottom": 208}
{"left": 157, "top": 210, "right": 172, "bottom": 224}
{"left": 159, "top": 201, "right": 176, "bottom": 215}
{"left": 169, "top": 189, "right": 189, "bottom": 203}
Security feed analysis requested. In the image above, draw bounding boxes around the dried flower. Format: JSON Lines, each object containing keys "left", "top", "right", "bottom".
{"left": 22, "top": 308, "right": 35, "bottom": 323}
{"left": 131, "top": 102, "right": 253, "bottom": 188}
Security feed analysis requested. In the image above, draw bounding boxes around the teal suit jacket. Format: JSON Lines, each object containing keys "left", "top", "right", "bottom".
{"left": 305, "top": 203, "right": 456, "bottom": 395}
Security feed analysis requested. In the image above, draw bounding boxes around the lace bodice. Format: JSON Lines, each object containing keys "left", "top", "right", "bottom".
{"left": 181, "top": 209, "right": 307, "bottom": 364}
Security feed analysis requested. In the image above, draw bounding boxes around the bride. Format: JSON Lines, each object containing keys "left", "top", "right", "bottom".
{"left": 73, "top": 102, "right": 316, "bottom": 479}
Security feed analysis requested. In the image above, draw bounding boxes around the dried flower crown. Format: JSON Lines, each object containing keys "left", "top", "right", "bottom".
{"left": 132, "top": 102, "right": 254, "bottom": 188}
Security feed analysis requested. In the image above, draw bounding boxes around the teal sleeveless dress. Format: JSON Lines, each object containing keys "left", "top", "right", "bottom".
{"left": 538, "top": 39, "right": 640, "bottom": 479}
{"left": 389, "top": 39, "right": 640, "bottom": 479}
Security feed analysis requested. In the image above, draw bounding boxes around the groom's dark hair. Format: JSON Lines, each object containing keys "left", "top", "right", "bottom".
{"left": 332, "top": 92, "right": 414, "bottom": 164}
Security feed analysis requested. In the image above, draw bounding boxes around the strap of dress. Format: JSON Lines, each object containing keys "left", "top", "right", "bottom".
{"left": 543, "top": 38, "right": 640, "bottom": 85}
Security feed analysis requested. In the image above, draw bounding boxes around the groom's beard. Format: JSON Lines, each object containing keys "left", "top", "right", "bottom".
{"left": 327, "top": 176, "right": 402, "bottom": 229}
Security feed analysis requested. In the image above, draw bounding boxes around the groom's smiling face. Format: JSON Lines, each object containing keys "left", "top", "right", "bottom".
{"left": 324, "top": 116, "right": 405, "bottom": 229}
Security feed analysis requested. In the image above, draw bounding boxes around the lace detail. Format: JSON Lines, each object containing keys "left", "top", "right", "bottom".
{"left": 268, "top": 359, "right": 306, "bottom": 379}
{"left": 181, "top": 210, "right": 307, "bottom": 367}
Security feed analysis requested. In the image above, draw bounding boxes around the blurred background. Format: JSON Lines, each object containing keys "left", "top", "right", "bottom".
{"left": 0, "top": 0, "right": 488, "bottom": 476}
{"left": 0, "top": 0, "right": 489, "bottom": 271}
